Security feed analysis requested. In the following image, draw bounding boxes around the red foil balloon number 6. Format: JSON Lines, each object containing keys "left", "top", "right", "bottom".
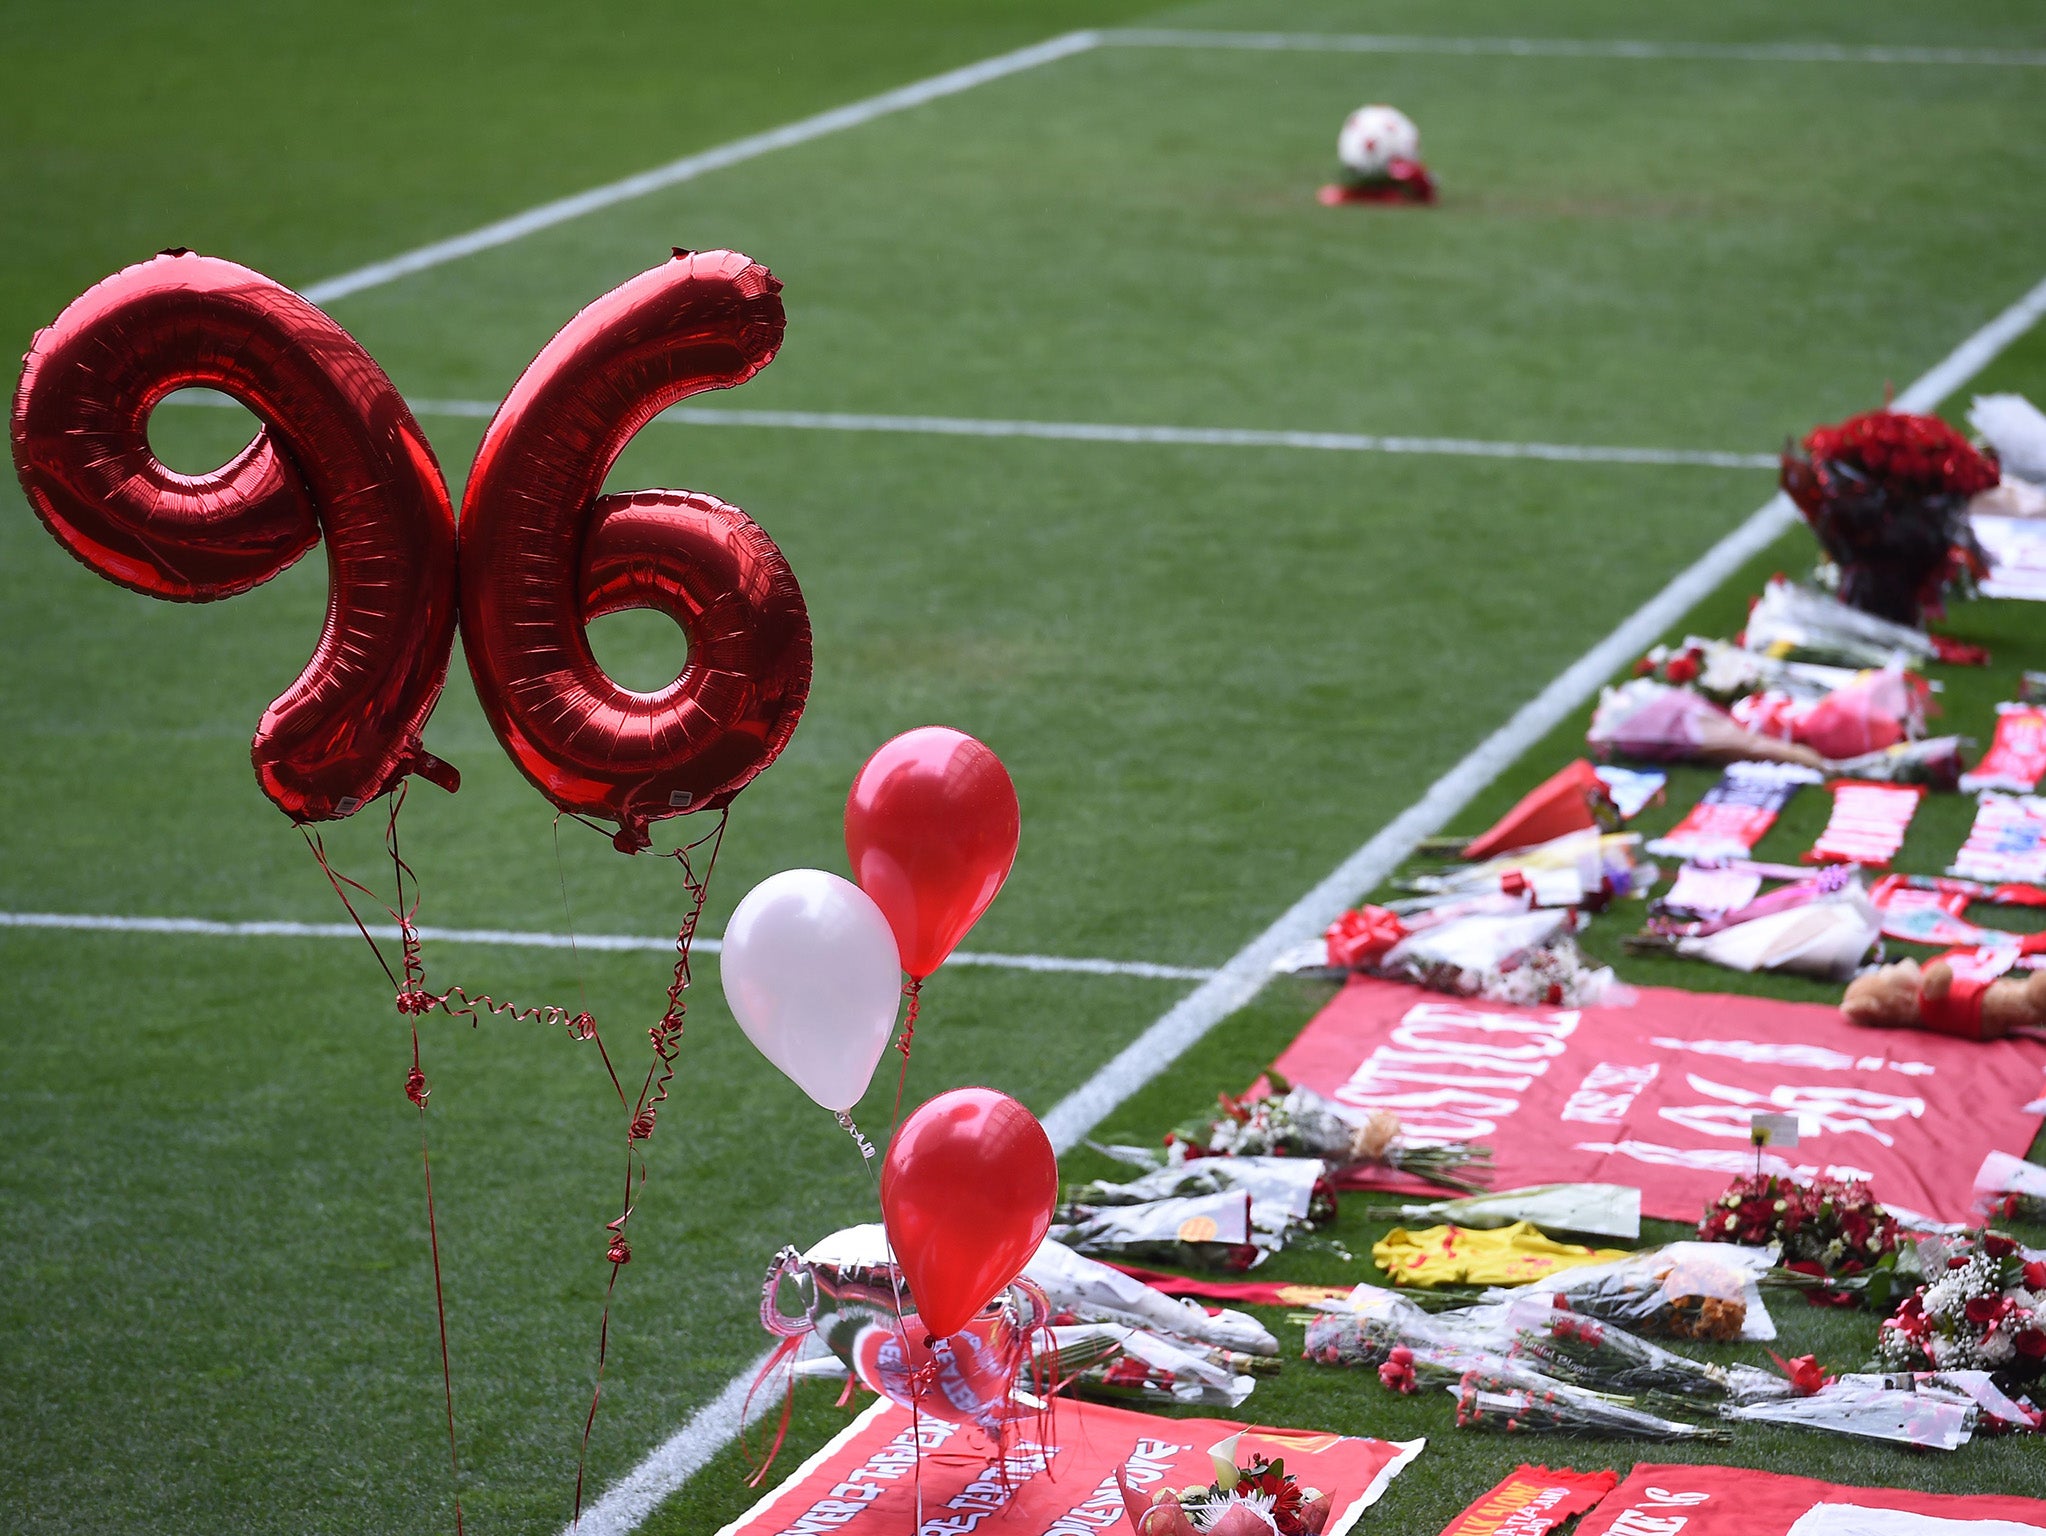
{"left": 10, "top": 251, "right": 460, "bottom": 821}
{"left": 461, "top": 250, "right": 811, "bottom": 851}
{"left": 11, "top": 249, "right": 812, "bottom": 843}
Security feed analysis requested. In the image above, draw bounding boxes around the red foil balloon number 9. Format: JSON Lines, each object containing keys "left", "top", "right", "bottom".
{"left": 9, "top": 251, "right": 459, "bottom": 821}
{"left": 461, "top": 250, "right": 811, "bottom": 851}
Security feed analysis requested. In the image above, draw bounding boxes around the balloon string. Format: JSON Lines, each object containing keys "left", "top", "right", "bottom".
{"left": 303, "top": 808, "right": 624, "bottom": 1098}
{"left": 740, "top": 1334, "right": 806, "bottom": 1486}
{"left": 887, "top": 976, "right": 923, "bottom": 1136}
{"left": 302, "top": 792, "right": 621, "bottom": 1536}
{"left": 835, "top": 1111, "right": 876, "bottom": 1162}
{"left": 572, "top": 808, "right": 728, "bottom": 1530}
{"left": 410, "top": 1022, "right": 465, "bottom": 1536}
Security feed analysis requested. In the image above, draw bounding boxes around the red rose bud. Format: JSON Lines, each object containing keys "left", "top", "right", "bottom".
{"left": 1983, "top": 1233, "right": 2017, "bottom": 1259}
{"left": 1948, "top": 1255, "right": 1971, "bottom": 1270}
{"left": 2017, "top": 1329, "right": 2046, "bottom": 1360}
{"left": 1965, "top": 1295, "right": 2008, "bottom": 1326}
{"left": 2023, "top": 1260, "right": 2046, "bottom": 1291}
{"left": 1664, "top": 654, "right": 1700, "bottom": 684}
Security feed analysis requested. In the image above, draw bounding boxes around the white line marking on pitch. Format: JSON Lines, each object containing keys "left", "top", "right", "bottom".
{"left": 291, "top": 23, "right": 2040, "bottom": 310}
{"left": 296, "top": 31, "right": 1102, "bottom": 306}
{"left": 160, "top": 392, "right": 1774, "bottom": 470}
{"left": 1104, "top": 29, "right": 2046, "bottom": 67}
{"left": 561, "top": 264, "right": 2046, "bottom": 1536}
{"left": 0, "top": 911, "right": 1212, "bottom": 983}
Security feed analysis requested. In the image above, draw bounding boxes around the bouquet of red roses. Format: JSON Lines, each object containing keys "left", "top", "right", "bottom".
{"left": 1879, "top": 1230, "right": 2046, "bottom": 1386}
{"left": 1781, "top": 409, "right": 1998, "bottom": 624}
{"left": 1699, "top": 1173, "right": 1902, "bottom": 1305}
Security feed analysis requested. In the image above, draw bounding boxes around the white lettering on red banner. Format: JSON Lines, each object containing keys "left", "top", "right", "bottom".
{"left": 1334, "top": 1002, "right": 1580, "bottom": 1138}
{"left": 1276, "top": 977, "right": 2045, "bottom": 1222}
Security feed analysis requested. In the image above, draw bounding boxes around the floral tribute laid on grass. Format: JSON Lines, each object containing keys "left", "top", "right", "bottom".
{"left": 1698, "top": 1174, "right": 1905, "bottom": 1307}
{"left": 1781, "top": 408, "right": 2000, "bottom": 625}
{"left": 1879, "top": 1228, "right": 2046, "bottom": 1381}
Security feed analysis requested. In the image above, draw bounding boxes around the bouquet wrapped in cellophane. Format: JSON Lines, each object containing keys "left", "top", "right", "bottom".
{"left": 1505, "top": 1296, "right": 1788, "bottom": 1407}
{"left": 1052, "top": 1155, "right": 1333, "bottom": 1269}
{"left": 1723, "top": 1378, "right": 1979, "bottom": 1450}
{"left": 1041, "top": 1323, "right": 1267, "bottom": 1409}
{"left": 1364, "top": 1183, "right": 1641, "bottom": 1242}
{"left": 1452, "top": 1378, "right": 1729, "bottom": 1442}
{"left": 1167, "top": 1076, "right": 1494, "bottom": 1193}
{"left": 1022, "top": 1229, "right": 1278, "bottom": 1357}
{"left": 1049, "top": 1189, "right": 1266, "bottom": 1272}
{"left": 1301, "top": 1285, "right": 1552, "bottom": 1397}
{"left": 1973, "top": 1149, "right": 2046, "bottom": 1224}
{"left": 1501, "top": 1241, "right": 1777, "bottom": 1342}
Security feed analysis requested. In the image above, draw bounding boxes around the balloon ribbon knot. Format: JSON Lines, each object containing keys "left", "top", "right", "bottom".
{"left": 405, "top": 1064, "right": 430, "bottom": 1108}
{"left": 396, "top": 987, "right": 435, "bottom": 1016}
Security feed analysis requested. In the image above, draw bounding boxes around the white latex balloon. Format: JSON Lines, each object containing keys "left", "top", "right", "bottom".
{"left": 721, "top": 869, "right": 903, "bottom": 1112}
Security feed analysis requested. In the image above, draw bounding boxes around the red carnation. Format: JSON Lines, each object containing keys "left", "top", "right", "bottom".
{"left": 1378, "top": 1347, "right": 1417, "bottom": 1395}
{"left": 2017, "top": 1329, "right": 2046, "bottom": 1360}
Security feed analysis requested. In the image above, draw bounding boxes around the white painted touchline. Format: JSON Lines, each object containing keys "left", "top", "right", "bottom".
{"left": 296, "top": 31, "right": 1102, "bottom": 306}
{"left": 290, "top": 22, "right": 2042, "bottom": 310}
{"left": 159, "top": 392, "right": 1775, "bottom": 470}
{"left": 659, "top": 408, "right": 1779, "bottom": 469}
{"left": 563, "top": 265, "right": 2046, "bottom": 1536}
{"left": 0, "top": 911, "right": 1212, "bottom": 983}
{"left": 1104, "top": 29, "right": 2046, "bottom": 68}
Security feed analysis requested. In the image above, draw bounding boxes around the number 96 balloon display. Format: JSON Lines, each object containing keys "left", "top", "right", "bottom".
{"left": 10, "top": 248, "right": 810, "bottom": 845}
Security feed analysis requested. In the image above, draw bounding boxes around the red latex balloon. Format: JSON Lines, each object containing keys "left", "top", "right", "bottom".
{"left": 846, "top": 727, "right": 1019, "bottom": 977}
{"left": 880, "top": 1088, "right": 1056, "bottom": 1341}
{"left": 460, "top": 250, "right": 811, "bottom": 851}
{"left": 9, "top": 250, "right": 459, "bottom": 820}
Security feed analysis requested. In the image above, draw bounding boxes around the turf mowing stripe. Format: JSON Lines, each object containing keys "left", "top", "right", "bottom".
{"left": 0, "top": 910, "right": 1213, "bottom": 982}
{"left": 295, "top": 31, "right": 1103, "bottom": 306}
{"left": 160, "top": 392, "right": 1775, "bottom": 469}
{"left": 1105, "top": 29, "right": 2046, "bottom": 68}
{"left": 566, "top": 263, "right": 2046, "bottom": 1536}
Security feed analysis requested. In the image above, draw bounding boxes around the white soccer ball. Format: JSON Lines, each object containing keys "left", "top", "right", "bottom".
{"left": 1337, "top": 104, "right": 1419, "bottom": 177}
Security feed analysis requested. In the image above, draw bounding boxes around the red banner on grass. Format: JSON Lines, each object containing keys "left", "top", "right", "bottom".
{"left": 1274, "top": 977, "right": 2046, "bottom": 1224}
{"left": 717, "top": 1396, "right": 1422, "bottom": 1536}
{"left": 1573, "top": 1462, "right": 2046, "bottom": 1535}
{"left": 1437, "top": 1464, "right": 1617, "bottom": 1536}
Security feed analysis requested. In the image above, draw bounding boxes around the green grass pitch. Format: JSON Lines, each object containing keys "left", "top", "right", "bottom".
{"left": 5, "top": 2, "right": 2046, "bottom": 1532}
